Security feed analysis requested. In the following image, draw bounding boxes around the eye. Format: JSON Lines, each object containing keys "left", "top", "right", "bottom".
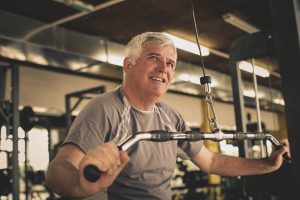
{"left": 167, "top": 62, "right": 175, "bottom": 70}
{"left": 149, "top": 55, "right": 159, "bottom": 61}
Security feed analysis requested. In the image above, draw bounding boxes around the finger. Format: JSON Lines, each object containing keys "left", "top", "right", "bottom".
{"left": 282, "top": 146, "right": 289, "bottom": 154}
{"left": 95, "top": 143, "right": 120, "bottom": 165}
{"left": 278, "top": 146, "right": 292, "bottom": 162}
{"left": 276, "top": 146, "right": 288, "bottom": 156}
{"left": 111, "top": 151, "right": 129, "bottom": 176}
{"left": 83, "top": 147, "right": 119, "bottom": 174}
{"left": 100, "top": 148, "right": 120, "bottom": 169}
{"left": 275, "top": 144, "right": 288, "bottom": 152}
{"left": 280, "top": 138, "right": 289, "bottom": 146}
{"left": 81, "top": 156, "right": 109, "bottom": 176}
{"left": 282, "top": 146, "right": 291, "bottom": 159}
{"left": 120, "top": 151, "right": 129, "bottom": 165}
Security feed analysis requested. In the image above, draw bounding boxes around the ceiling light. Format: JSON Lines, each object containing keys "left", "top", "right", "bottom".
{"left": 0, "top": 46, "right": 26, "bottom": 61}
{"left": 107, "top": 55, "right": 124, "bottom": 66}
{"left": 178, "top": 73, "right": 218, "bottom": 87}
{"left": 97, "top": 54, "right": 124, "bottom": 67}
{"left": 164, "top": 33, "right": 210, "bottom": 56}
{"left": 32, "top": 106, "right": 48, "bottom": 113}
{"left": 68, "top": 61, "right": 87, "bottom": 70}
{"left": 222, "top": 13, "right": 260, "bottom": 34}
{"left": 178, "top": 73, "right": 200, "bottom": 84}
{"left": 243, "top": 90, "right": 264, "bottom": 98}
{"left": 239, "top": 61, "right": 270, "bottom": 78}
{"left": 27, "top": 53, "right": 49, "bottom": 65}
{"left": 178, "top": 73, "right": 190, "bottom": 82}
{"left": 273, "top": 98, "right": 285, "bottom": 105}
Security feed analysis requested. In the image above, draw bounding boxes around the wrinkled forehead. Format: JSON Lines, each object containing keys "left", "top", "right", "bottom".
{"left": 142, "top": 41, "right": 177, "bottom": 60}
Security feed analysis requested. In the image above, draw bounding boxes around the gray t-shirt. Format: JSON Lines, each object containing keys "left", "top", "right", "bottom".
{"left": 64, "top": 86, "right": 202, "bottom": 200}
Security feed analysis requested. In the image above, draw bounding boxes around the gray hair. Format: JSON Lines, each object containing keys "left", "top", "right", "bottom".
{"left": 124, "top": 32, "right": 177, "bottom": 65}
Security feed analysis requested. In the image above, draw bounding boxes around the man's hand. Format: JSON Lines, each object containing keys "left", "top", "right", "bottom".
{"left": 280, "top": 138, "right": 291, "bottom": 158}
{"left": 78, "top": 142, "right": 129, "bottom": 196}
{"left": 267, "top": 141, "right": 290, "bottom": 170}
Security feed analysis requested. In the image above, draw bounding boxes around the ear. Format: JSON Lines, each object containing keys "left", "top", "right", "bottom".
{"left": 123, "top": 58, "right": 132, "bottom": 74}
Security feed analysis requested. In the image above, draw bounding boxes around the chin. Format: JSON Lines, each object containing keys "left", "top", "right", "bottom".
{"left": 153, "top": 89, "right": 167, "bottom": 98}
{"left": 148, "top": 85, "right": 168, "bottom": 98}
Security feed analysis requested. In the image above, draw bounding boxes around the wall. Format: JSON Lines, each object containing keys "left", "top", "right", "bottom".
{"left": 162, "top": 93, "right": 203, "bottom": 127}
{"left": 5, "top": 66, "right": 119, "bottom": 114}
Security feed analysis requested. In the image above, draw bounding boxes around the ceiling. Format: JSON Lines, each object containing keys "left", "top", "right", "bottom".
{"left": 0, "top": 0, "right": 284, "bottom": 108}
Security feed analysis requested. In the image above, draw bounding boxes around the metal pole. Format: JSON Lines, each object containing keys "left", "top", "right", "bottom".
{"left": 0, "top": 67, "right": 7, "bottom": 100}
{"left": 251, "top": 58, "right": 266, "bottom": 158}
{"left": 230, "top": 60, "right": 250, "bottom": 158}
{"left": 11, "top": 63, "right": 20, "bottom": 200}
{"left": 47, "top": 121, "right": 55, "bottom": 200}
{"left": 65, "top": 95, "right": 72, "bottom": 130}
{"left": 24, "top": 134, "right": 29, "bottom": 200}
{"left": 271, "top": 0, "right": 300, "bottom": 199}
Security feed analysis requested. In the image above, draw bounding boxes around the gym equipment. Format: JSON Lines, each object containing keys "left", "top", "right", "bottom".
{"left": 83, "top": 130, "right": 290, "bottom": 182}
{"left": 0, "top": 169, "right": 11, "bottom": 196}
{"left": 65, "top": 86, "right": 106, "bottom": 129}
{"left": 1, "top": 103, "right": 37, "bottom": 133}
{"left": 20, "top": 106, "right": 37, "bottom": 132}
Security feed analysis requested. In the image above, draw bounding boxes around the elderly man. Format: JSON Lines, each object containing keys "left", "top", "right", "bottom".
{"left": 46, "top": 32, "right": 289, "bottom": 200}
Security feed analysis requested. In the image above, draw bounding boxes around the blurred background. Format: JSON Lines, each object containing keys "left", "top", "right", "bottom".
{"left": 0, "top": 0, "right": 299, "bottom": 200}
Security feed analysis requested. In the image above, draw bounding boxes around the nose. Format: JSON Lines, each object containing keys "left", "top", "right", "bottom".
{"left": 156, "top": 59, "right": 168, "bottom": 73}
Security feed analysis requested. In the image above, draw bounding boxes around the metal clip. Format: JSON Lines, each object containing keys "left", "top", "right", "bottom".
{"left": 200, "top": 76, "right": 221, "bottom": 133}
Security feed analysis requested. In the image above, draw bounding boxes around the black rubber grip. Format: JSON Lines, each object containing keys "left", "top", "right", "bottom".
{"left": 187, "top": 133, "right": 204, "bottom": 141}
{"left": 83, "top": 165, "right": 102, "bottom": 182}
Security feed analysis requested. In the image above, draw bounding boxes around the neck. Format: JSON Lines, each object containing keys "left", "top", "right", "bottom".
{"left": 123, "top": 84, "right": 159, "bottom": 111}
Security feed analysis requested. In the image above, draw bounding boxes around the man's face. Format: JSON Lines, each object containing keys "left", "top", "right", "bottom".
{"left": 124, "top": 43, "right": 176, "bottom": 99}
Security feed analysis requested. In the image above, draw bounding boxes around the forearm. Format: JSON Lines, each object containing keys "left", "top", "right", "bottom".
{"left": 209, "top": 153, "right": 275, "bottom": 176}
{"left": 46, "top": 143, "right": 129, "bottom": 198}
{"left": 46, "top": 159, "right": 86, "bottom": 198}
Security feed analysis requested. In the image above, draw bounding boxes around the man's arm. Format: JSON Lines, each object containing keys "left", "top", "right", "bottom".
{"left": 46, "top": 142, "right": 129, "bottom": 198}
{"left": 191, "top": 144, "right": 289, "bottom": 176}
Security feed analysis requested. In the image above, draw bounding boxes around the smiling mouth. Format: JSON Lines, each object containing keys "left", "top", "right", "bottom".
{"left": 150, "top": 76, "right": 166, "bottom": 83}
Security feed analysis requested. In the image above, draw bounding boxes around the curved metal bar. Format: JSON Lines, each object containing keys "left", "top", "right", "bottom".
{"left": 84, "top": 130, "right": 290, "bottom": 182}
{"left": 120, "top": 133, "right": 152, "bottom": 151}
{"left": 118, "top": 130, "right": 282, "bottom": 151}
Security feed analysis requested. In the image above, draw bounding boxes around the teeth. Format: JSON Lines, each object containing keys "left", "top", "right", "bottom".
{"left": 151, "top": 76, "right": 164, "bottom": 82}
